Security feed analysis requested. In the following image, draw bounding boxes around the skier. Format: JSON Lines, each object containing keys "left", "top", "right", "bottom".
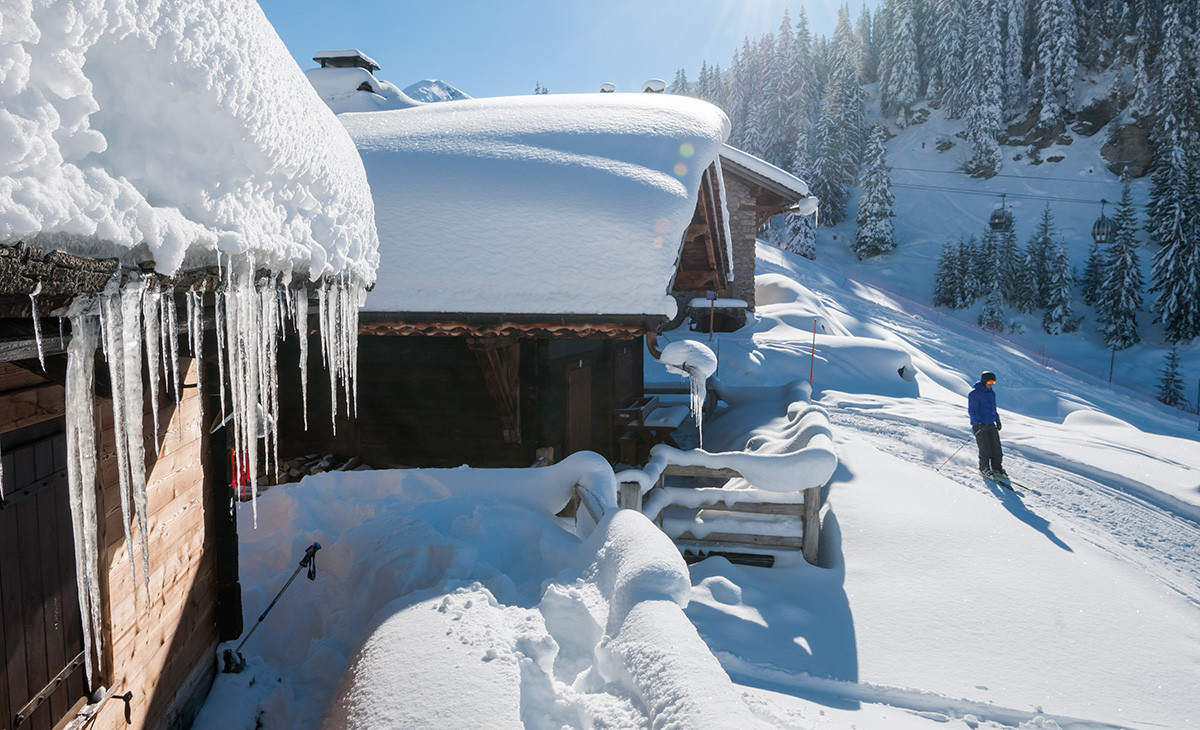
{"left": 968, "top": 370, "right": 1006, "bottom": 478}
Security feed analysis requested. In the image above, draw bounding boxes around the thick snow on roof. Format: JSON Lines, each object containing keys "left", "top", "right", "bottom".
{"left": 720, "top": 144, "right": 810, "bottom": 197}
{"left": 342, "top": 93, "right": 731, "bottom": 317}
{"left": 304, "top": 67, "right": 424, "bottom": 113}
{"left": 313, "top": 48, "right": 380, "bottom": 69}
{"left": 0, "top": 0, "right": 379, "bottom": 280}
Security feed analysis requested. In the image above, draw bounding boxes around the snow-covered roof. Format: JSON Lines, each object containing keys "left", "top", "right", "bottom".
{"left": 304, "top": 67, "right": 424, "bottom": 113}
{"left": 0, "top": 0, "right": 379, "bottom": 281}
{"left": 720, "top": 144, "right": 810, "bottom": 199}
{"left": 342, "top": 93, "right": 731, "bottom": 318}
{"left": 313, "top": 48, "right": 380, "bottom": 71}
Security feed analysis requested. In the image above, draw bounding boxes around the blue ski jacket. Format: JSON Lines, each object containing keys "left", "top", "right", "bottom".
{"left": 968, "top": 380, "right": 1000, "bottom": 426}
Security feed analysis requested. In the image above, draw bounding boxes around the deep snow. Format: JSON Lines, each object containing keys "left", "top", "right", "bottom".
{"left": 194, "top": 242, "right": 1200, "bottom": 730}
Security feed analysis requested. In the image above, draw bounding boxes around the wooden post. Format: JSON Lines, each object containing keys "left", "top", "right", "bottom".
{"left": 619, "top": 481, "right": 642, "bottom": 511}
{"left": 801, "top": 486, "right": 821, "bottom": 565}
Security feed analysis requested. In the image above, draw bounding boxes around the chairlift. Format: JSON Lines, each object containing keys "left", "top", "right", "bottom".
{"left": 1092, "top": 199, "right": 1116, "bottom": 245}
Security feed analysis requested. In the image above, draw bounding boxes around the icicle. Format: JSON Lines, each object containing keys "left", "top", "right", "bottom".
{"left": 142, "top": 285, "right": 162, "bottom": 446}
{"left": 295, "top": 288, "right": 309, "bottom": 430}
{"left": 189, "top": 288, "right": 204, "bottom": 405}
{"left": 29, "top": 282, "right": 45, "bottom": 369}
{"left": 215, "top": 275, "right": 228, "bottom": 421}
{"left": 65, "top": 299, "right": 104, "bottom": 686}
{"left": 120, "top": 281, "right": 151, "bottom": 603}
{"left": 165, "top": 294, "right": 182, "bottom": 412}
{"left": 99, "top": 285, "right": 141, "bottom": 609}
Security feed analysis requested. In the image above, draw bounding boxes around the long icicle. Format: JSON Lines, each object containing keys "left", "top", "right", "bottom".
{"left": 65, "top": 299, "right": 103, "bottom": 685}
{"left": 142, "top": 284, "right": 162, "bottom": 446}
{"left": 120, "top": 280, "right": 151, "bottom": 604}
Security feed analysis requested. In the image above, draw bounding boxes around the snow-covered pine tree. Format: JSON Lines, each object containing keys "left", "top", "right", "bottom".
{"left": 1026, "top": 204, "right": 1059, "bottom": 308}
{"left": 880, "top": 0, "right": 922, "bottom": 124}
{"left": 998, "top": 223, "right": 1023, "bottom": 307}
{"left": 1042, "top": 237, "right": 1077, "bottom": 334}
{"left": 769, "top": 9, "right": 798, "bottom": 169}
{"left": 925, "top": 0, "right": 969, "bottom": 116}
{"left": 957, "top": 235, "right": 981, "bottom": 307}
{"left": 963, "top": 0, "right": 1005, "bottom": 177}
{"left": 786, "top": 9, "right": 820, "bottom": 176}
{"left": 1080, "top": 238, "right": 1105, "bottom": 307}
{"left": 854, "top": 125, "right": 896, "bottom": 259}
{"left": 1033, "top": 0, "right": 1079, "bottom": 130}
{"left": 1147, "top": 0, "right": 1200, "bottom": 343}
{"left": 979, "top": 278, "right": 1007, "bottom": 331}
{"left": 1156, "top": 344, "right": 1186, "bottom": 406}
{"left": 669, "top": 68, "right": 691, "bottom": 95}
{"left": 1097, "top": 171, "right": 1144, "bottom": 349}
{"left": 1011, "top": 248, "right": 1039, "bottom": 314}
{"left": 975, "top": 228, "right": 1001, "bottom": 286}
{"left": 782, "top": 210, "right": 818, "bottom": 260}
{"left": 933, "top": 240, "right": 963, "bottom": 308}
{"left": 857, "top": 3, "right": 879, "bottom": 83}
{"left": 810, "top": 6, "right": 867, "bottom": 226}
{"left": 1002, "top": 0, "right": 1029, "bottom": 115}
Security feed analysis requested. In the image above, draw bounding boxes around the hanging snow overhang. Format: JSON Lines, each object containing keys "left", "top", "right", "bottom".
{"left": 718, "top": 145, "right": 810, "bottom": 227}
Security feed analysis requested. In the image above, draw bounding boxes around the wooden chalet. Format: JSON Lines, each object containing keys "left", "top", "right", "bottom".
{"left": 0, "top": 243, "right": 242, "bottom": 730}
{"left": 275, "top": 96, "right": 811, "bottom": 472}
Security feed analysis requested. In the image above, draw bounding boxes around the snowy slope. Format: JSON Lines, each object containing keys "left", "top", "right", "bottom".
{"left": 195, "top": 242, "right": 1200, "bottom": 730}
{"left": 812, "top": 90, "right": 1196, "bottom": 413}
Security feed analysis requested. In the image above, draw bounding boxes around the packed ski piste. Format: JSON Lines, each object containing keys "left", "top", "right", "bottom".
{"left": 194, "top": 242, "right": 1200, "bottom": 730}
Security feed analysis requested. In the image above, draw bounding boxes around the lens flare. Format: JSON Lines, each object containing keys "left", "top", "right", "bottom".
{"left": 674, "top": 162, "right": 688, "bottom": 177}
{"left": 654, "top": 218, "right": 672, "bottom": 235}
{"left": 679, "top": 142, "right": 695, "bottom": 158}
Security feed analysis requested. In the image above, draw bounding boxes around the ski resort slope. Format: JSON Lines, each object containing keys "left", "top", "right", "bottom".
{"left": 194, "top": 244, "right": 1200, "bottom": 730}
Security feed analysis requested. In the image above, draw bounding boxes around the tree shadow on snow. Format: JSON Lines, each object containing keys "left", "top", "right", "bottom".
{"left": 986, "top": 482, "right": 1073, "bottom": 552}
{"left": 685, "top": 504, "right": 860, "bottom": 711}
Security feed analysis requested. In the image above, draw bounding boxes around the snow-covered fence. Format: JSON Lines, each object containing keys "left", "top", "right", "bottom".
{"left": 619, "top": 402, "right": 837, "bottom": 565}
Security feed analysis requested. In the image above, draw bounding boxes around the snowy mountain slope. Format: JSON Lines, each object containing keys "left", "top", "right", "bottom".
{"left": 811, "top": 98, "right": 1198, "bottom": 415}
{"left": 403, "top": 78, "right": 472, "bottom": 103}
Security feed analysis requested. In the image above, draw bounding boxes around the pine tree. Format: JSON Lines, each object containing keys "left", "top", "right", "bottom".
{"left": 669, "top": 68, "right": 691, "bottom": 96}
{"left": 1097, "top": 171, "right": 1144, "bottom": 349}
{"left": 997, "top": 224, "right": 1023, "bottom": 307}
{"left": 810, "top": 6, "right": 867, "bottom": 227}
{"left": 1156, "top": 344, "right": 1186, "bottom": 406}
{"left": 1026, "top": 204, "right": 1059, "bottom": 308}
{"left": 786, "top": 9, "right": 820, "bottom": 176}
{"left": 1002, "top": 0, "right": 1028, "bottom": 115}
{"left": 1042, "top": 238, "right": 1077, "bottom": 334}
{"left": 782, "top": 210, "right": 818, "bottom": 260}
{"left": 1033, "top": 0, "right": 1079, "bottom": 130}
{"left": 857, "top": 3, "right": 879, "bottom": 83}
{"left": 925, "top": 0, "right": 969, "bottom": 116}
{"left": 933, "top": 240, "right": 961, "bottom": 308}
{"left": 1011, "top": 248, "right": 1039, "bottom": 314}
{"left": 1147, "top": 0, "right": 1200, "bottom": 343}
{"left": 854, "top": 125, "right": 896, "bottom": 259}
{"left": 1080, "top": 238, "right": 1105, "bottom": 307}
{"left": 769, "top": 9, "right": 799, "bottom": 169}
{"left": 963, "top": 0, "right": 1005, "bottom": 177}
{"left": 979, "top": 279, "right": 1007, "bottom": 331}
{"left": 957, "top": 235, "right": 980, "bottom": 307}
{"left": 880, "top": 0, "right": 921, "bottom": 124}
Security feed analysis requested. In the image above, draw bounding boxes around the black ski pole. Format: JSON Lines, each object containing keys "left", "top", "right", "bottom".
{"left": 223, "top": 541, "right": 321, "bottom": 672}
{"left": 936, "top": 435, "right": 973, "bottom": 472}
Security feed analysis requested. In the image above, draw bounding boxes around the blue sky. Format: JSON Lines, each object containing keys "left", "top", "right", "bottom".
{"left": 257, "top": 0, "right": 876, "bottom": 98}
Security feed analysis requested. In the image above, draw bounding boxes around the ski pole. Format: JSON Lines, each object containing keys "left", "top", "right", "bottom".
{"left": 227, "top": 542, "right": 321, "bottom": 666}
{"left": 936, "top": 436, "right": 974, "bottom": 472}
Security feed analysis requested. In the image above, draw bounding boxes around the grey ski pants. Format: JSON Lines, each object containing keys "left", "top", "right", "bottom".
{"left": 974, "top": 423, "right": 1003, "bottom": 473}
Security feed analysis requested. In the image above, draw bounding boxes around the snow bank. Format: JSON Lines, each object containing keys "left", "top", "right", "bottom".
{"left": 1, "top": 0, "right": 378, "bottom": 280}
{"left": 342, "top": 93, "right": 731, "bottom": 317}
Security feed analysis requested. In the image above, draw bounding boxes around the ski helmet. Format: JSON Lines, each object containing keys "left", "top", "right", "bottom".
{"left": 981, "top": 371, "right": 997, "bottom": 383}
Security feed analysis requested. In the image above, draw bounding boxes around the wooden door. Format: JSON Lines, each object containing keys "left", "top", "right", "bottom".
{"left": 1, "top": 418, "right": 87, "bottom": 730}
{"left": 565, "top": 362, "right": 592, "bottom": 457}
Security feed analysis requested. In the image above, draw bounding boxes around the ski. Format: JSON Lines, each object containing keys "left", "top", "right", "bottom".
{"left": 981, "top": 472, "right": 1040, "bottom": 496}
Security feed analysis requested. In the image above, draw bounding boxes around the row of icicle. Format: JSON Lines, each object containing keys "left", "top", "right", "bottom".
{"left": 42, "top": 254, "right": 367, "bottom": 684}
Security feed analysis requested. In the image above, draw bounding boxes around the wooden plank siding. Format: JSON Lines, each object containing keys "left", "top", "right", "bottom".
{"left": 0, "top": 355, "right": 222, "bottom": 730}
{"left": 275, "top": 332, "right": 644, "bottom": 470}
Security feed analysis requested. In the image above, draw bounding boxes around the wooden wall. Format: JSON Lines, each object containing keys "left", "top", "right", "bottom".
{"left": 276, "top": 333, "right": 645, "bottom": 469}
{"left": 0, "top": 355, "right": 222, "bottom": 730}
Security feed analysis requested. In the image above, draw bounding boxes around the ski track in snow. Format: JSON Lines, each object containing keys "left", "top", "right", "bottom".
{"left": 828, "top": 407, "right": 1200, "bottom": 608}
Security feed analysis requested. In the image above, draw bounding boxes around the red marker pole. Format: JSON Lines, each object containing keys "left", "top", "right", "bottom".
{"left": 809, "top": 319, "right": 817, "bottom": 387}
